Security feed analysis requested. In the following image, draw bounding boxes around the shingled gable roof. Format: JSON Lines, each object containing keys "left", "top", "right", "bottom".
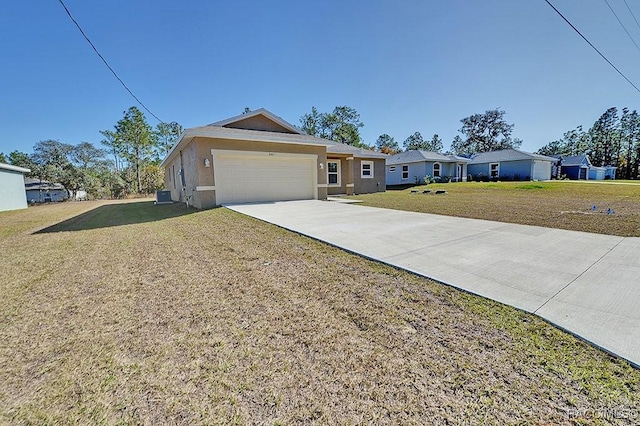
{"left": 160, "top": 108, "right": 386, "bottom": 167}
{"left": 24, "top": 178, "right": 65, "bottom": 190}
{"left": 323, "top": 141, "right": 388, "bottom": 159}
{"left": 469, "top": 149, "right": 557, "bottom": 164}
{"left": 386, "top": 150, "right": 470, "bottom": 166}
{"left": 561, "top": 154, "right": 591, "bottom": 167}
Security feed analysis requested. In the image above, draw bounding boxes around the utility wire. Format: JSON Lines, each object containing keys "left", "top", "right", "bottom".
{"left": 622, "top": 0, "right": 640, "bottom": 33}
{"left": 543, "top": 0, "right": 640, "bottom": 95}
{"left": 57, "top": 0, "right": 164, "bottom": 123}
{"left": 603, "top": 0, "right": 640, "bottom": 55}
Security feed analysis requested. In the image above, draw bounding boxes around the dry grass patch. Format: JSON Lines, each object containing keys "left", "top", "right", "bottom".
{"left": 1, "top": 200, "right": 638, "bottom": 424}
{"left": 357, "top": 181, "right": 640, "bottom": 236}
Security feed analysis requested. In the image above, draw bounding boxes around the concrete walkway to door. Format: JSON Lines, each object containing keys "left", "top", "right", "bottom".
{"left": 225, "top": 200, "right": 640, "bottom": 367}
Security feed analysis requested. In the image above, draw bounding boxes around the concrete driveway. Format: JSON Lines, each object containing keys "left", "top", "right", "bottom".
{"left": 226, "top": 200, "right": 640, "bottom": 367}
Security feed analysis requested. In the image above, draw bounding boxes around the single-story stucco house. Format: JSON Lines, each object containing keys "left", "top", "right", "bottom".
{"left": 468, "top": 149, "right": 556, "bottom": 181}
{"left": 160, "top": 108, "right": 387, "bottom": 208}
{"left": 24, "top": 178, "right": 68, "bottom": 203}
{"left": 0, "top": 162, "right": 30, "bottom": 212}
{"left": 554, "top": 154, "right": 617, "bottom": 180}
{"left": 385, "top": 150, "right": 470, "bottom": 185}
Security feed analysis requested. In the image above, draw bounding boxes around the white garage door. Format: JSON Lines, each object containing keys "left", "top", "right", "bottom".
{"left": 532, "top": 160, "right": 551, "bottom": 181}
{"left": 213, "top": 150, "right": 317, "bottom": 205}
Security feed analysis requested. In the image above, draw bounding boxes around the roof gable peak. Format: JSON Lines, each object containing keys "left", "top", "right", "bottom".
{"left": 208, "top": 108, "right": 304, "bottom": 134}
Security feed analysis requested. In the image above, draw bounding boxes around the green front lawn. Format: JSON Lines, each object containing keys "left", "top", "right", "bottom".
{"left": 1, "top": 200, "right": 638, "bottom": 424}
{"left": 357, "top": 181, "right": 640, "bottom": 236}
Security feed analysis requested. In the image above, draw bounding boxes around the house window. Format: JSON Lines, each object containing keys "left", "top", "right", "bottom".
{"left": 433, "top": 162, "right": 441, "bottom": 177}
{"left": 389, "top": 166, "right": 396, "bottom": 172}
{"left": 172, "top": 165, "right": 176, "bottom": 189}
{"left": 361, "top": 160, "right": 374, "bottom": 178}
{"left": 327, "top": 160, "right": 341, "bottom": 185}
{"left": 402, "top": 165, "right": 409, "bottom": 180}
{"left": 490, "top": 163, "right": 499, "bottom": 178}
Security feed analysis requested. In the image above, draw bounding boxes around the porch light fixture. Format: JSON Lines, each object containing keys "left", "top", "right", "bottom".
{"left": 204, "top": 158, "right": 211, "bottom": 167}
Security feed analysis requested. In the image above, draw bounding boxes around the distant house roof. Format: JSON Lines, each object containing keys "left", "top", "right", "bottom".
{"left": 469, "top": 149, "right": 557, "bottom": 164}
{"left": 386, "top": 150, "right": 471, "bottom": 166}
{"left": 561, "top": 154, "right": 590, "bottom": 167}
{"left": 0, "top": 162, "right": 30, "bottom": 174}
{"left": 24, "top": 178, "right": 65, "bottom": 191}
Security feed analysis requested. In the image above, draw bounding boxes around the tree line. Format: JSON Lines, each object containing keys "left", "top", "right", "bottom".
{"left": 7, "top": 104, "right": 634, "bottom": 200}
{"left": 301, "top": 105, "right": 640, "bottom": 179}
{"left": 0, "top": 106, "right": 182, "bottom": 199}
{"left": 299, "top": 106, "right": 522, "bottom": 156}
{"left": 537, "top": 107, "right": 640, "bottom": 179}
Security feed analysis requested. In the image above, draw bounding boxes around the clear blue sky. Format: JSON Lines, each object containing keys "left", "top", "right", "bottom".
{"left": 2, "top": 0, "right": 640, "bottom": 156}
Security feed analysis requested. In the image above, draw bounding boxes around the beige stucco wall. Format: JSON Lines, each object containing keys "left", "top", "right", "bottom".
{"left": 325, "top": 156, "right": 386, "bottom": 195}
{"left": 353, "top": 158, "right": 386, "bottom": 194}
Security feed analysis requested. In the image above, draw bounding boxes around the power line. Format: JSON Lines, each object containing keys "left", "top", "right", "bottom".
{"left": 543, "top": 0, "right": 640, "bottom": 95}
{"left": 603, "top": 0, "right": 640, "bottom": 55}
{"left": 622, "top": 0, "right": 640, "bottom": 33}
{"left": 57, "top": 0, "right": 164, "bottom": 123}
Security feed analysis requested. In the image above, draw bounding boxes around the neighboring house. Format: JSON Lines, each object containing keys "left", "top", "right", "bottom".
{"left": 604, "top": 165, "right": 617, "bottom": 180}
{"left": 0, "top": 162, "right": 30, "bottom": 212}
{"left": 24, "top": 178, "right": 68, "bottom": 203}
{"left": 556, "top": 155, "right": 589, "bottom": 180}
{"left": 160, "top": 108, "right": 387, "bottom": 208}
{"left": 555, "top": 154, "right": 617, "bottom": 180}
{"left": 468, "top": 149, "right": 556, "bottom": 181}
{"left": 385, "top": 150, "right": 470, "bottom": 185}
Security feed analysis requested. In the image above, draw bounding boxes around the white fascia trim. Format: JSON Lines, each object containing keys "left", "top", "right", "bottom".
{"left": 0, "top": 163, "right": 31, "bottom": 173}
{"left": 208, "top": 108, "right": 305, "bottom": 135}
{"left": 196, "top": 186, "right": 216, "bottom": 191}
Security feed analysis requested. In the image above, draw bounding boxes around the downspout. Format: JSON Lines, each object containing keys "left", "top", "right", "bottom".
{"left": 179, "top": 150, "right": 186, "bottom": 204}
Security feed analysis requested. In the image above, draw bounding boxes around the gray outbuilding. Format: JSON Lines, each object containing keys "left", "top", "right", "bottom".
{"left": 0, "top": 162, "right": 30, "bottom": 212}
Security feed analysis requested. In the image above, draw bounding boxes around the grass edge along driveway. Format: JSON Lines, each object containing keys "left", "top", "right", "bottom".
{"left": 355, "top": 181, "right": 640, "bottom": 237}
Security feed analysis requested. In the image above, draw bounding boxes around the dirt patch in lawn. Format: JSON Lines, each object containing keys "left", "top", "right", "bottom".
{"left": 1, "top": 200, "right": 638, "bottom": 424}
{"left": 358, "top": 181, "right": 640, "bottom": 237}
